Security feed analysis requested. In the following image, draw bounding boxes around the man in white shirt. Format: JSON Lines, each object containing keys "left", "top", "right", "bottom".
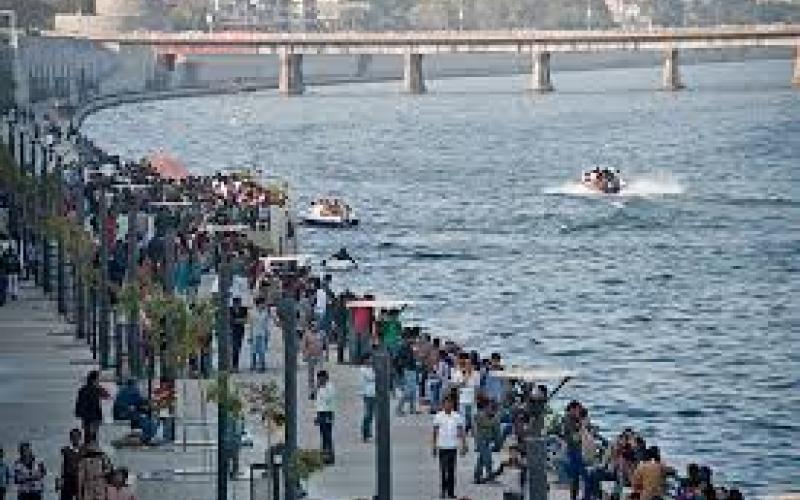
{"left": 432, "top": 396, "right": 467, "bottom": 499}
{"left": 359, "top": 353, "right": 376, "bottom": 442}
{"left": 314, "top": 280, "right": 331, "bottom": 358}
{"left": 315, "top": 370, "right": 336, "bottom": 464}
{"left": 314, "top": 284, "right": 327, "bottom": 322}
{"left": 451, "top": 360, "right": 481, "bottom": 434}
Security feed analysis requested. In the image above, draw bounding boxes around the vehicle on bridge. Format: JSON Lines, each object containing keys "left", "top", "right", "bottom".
{"left": 582, "top": 167, "right": 625, "bottom": 194}
{"left": 303, "top": 198, "right": 359, "bottom": 227}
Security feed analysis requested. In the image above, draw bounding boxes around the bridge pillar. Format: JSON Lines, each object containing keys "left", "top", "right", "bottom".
{"left": 793, "top": 46, "right": 800, "bottom": 89}
{"left": 530, "top": 51, "right": 553, "bottom": 92}
{"left": 279, "top": 52, "right": 304, "bottom": 96}
{"left": 68, "top": 70, "right": 80, "bottom": 107}
{"left": 174, "top": 54, "right": 199, "bottom": 87}
{"left": 13, "top": 49, "right": 29, "bottom": 108}
{"left": 662, "top": 48, "right": 684, "bottom": 91}
{"left": 403, "top": 53, "right": 426, "bottom": 94}
{"left": 355, "top": 54, "right": 372, "bottom": 78}
{"left": 154, "top": 53, "right": 178, "bottom": 90}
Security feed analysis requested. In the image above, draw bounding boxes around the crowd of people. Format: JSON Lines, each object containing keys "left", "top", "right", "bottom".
{"left": 1, "top": 111, "right": 749, "bottom": 500}
{"left": 268, "top": 274, "right": 748, "bottom": 500}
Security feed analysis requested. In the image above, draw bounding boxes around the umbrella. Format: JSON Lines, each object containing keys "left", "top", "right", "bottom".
{"left": 148, "top": 152, "right": 189, "bottom": 181}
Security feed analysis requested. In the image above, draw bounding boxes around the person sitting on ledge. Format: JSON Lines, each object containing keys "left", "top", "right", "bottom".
{"left": 112, "top": 380, "right": 160, "bottom": 445}
{"left": 113, "top": 379, "right": 145, "bottom": 422}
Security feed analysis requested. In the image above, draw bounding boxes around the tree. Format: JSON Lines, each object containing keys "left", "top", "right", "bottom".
{"left": 241, "top": 380, "right": 285, "bottom": 458}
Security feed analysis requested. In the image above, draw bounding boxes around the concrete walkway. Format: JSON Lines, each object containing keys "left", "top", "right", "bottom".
{"left": 236, "top": 325, "right": 571, "bottom": 500}
{"left": 0, "top": 281, "right": 567, "bottom": 500}
{"left": 0, "top": 280, "right": 97, "bottom": 497}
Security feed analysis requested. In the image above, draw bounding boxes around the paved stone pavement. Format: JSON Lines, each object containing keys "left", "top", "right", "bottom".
{"left": 0, "top": 280, "right": 569, "bottom": 500}
{"left": 233, "top": 323, "right": 570, "bottom": 500}
{"left": 0, "top": 280, "right": 98, "bottom": 498}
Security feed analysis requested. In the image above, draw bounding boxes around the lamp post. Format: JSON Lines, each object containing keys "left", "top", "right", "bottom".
{"left": 126, "top": 194, "right": 140, "bottom": 378}
{"left": 31, "top": 138, "right": 41, "bottom": 288}
{"left": 98, "top": 178, "right": 111, "bottom": 369}
{"left": 216, "top": 245, "right": 232, "bottom": 500}
{"left": 374, "top": 345, "right": 392, "bottom": 500}
{"left": 278, "top": 276, "right": 298, "bottom": 500}
{"left": 75, "top": 162, "right": 87, "bottom": 340}
{"left": 0, "top": 10, "right": 27, "bottom": 109}
{"left": 56, "top": 154, "right": 66, "bottom": 315}
{"left": 41, "top": 142, "right": 53, "bottom": 296}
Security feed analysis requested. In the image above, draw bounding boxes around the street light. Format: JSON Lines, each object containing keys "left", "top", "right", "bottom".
{"left": 0, "top": 10, "right": 18, "bottom": 49}
{"left": 0, "top": 10, "right": 25, "bottom": 110}
{"left": 586, "top": 0, "right": 592, "bottom": 31}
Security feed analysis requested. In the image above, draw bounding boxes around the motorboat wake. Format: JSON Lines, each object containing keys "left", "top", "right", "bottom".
{"left": 544, "top": 170, "right": 683, "bottom": 198}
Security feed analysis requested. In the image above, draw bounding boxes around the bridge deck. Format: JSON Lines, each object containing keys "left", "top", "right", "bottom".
{"left": 43, "top": 25, "right": 800, "bottom": 56}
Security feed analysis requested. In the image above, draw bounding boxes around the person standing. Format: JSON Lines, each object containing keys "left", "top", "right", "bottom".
{"left": 77, "top": 443, "right": 111, "bottom": 500}
{"left": 302, "top": 326, "right": 323, "bottom": 400}
{"left": 57, "top": 429, "right": 82, "bottom": 500}
{"left": 432, "top": 396, "right": 467, "bottom": 499}
{"left": 314, "top": 281, "right": 329, "bottom": 357}
{"left": 473, "top": 397, "right": 498, "bottom": 484}
{"left": 0, "top": 249, "right": 7, "bottom": 307}
{"left": 104, "top": 468, "right": 135, "bottom": 500}
{"left": 631, "top": 446, "right": 674, "bottom": 500}
{"left": 229, "top": 297, "right": 248, "bottom": 372}
{"left": 452, "top": 356, "right": 480, "bottom": 434}
{"left": 0, "top": 447, "right": 11, "bottom": 500}
{"left": 2, "top": 246, "right": 19, "bottom": 301}
{"left": 563, "top": 400, "right": 585, "bottom": 500}
{"left": 315, "top": 370, "right": 336, "bottom": 465}
{"left": 395, "top": 339, "right": 418, "bottom": 416}
{"left": 359, "top": 353, "right": 376, "bottom": 442}
{"left": 13, "top": 442, "right": 46, "bottom": 500}
{"left": 75, "top": 371, "right": 108, "bottom": 446}
{"left": 249, "top": 297, "right": 270, "bottom": 372}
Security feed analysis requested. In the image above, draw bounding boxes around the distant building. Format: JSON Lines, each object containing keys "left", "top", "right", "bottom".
{"left": 289, "top": 0, "right": 319, "bottom": 30}
{"left": 210, "top": 0, "right": 369, "bottom": 31}
{"left": 54, "top": 0, "right": 169, "bottom": 34}
{"left": 603, "top": 0, "right": 652, "bottom": 29}
{"left": 315, "top": 0, "right": 370, "bottom": 30}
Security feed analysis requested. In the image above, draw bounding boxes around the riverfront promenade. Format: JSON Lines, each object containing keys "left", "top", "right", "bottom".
{"left": 0, "top": 280, "right": 89, "bottom": 488}
{"left": 0, "top": 275, "right": 572, "bottom": 500}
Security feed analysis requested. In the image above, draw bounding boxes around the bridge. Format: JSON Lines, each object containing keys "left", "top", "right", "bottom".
{"left": 46, "top": 25, "right": 800, "bottom": 95}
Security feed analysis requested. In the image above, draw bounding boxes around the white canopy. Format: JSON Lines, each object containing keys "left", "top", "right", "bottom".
{"left": 346, "top": 300, "right": 413, "bottom": 310}
{"left": 493, "top": 366, "right": 577, "bottom": 382}
{"left": 202, "top": 223, "right": 250, "bottom": 233}
{"left": 149, "top": 201, "right": 195, "bottom": 207}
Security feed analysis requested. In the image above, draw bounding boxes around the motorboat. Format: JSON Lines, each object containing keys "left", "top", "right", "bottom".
{"left": 581, "top": 168, "right": 625, "bottom": 194}
{"left": 322, "top": 248, "right": 358, "bottom": 272}
{"left": 322, "top": 258, "right": 358, "bottom": 272}
{"left": 303, "top": 198, "right": 359, "bottom": 227}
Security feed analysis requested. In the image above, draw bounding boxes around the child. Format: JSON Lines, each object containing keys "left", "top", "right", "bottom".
{"left": 105, "top": 468, "right": 136, "bottom": 500}
{"left": 0, "top": 447, "right": 11, "bottom": 500}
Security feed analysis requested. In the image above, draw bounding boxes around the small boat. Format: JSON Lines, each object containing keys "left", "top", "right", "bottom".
{"left": 581, "top": 168, "right": 625, "bottom": 194}
{"left": 322, "top": 248, "right": 358, "bottom": 272}
{"left": 303, "top": 198, "right": 359, "bottom": 227}
{"left": 322, "top": 258, "right": 358, "bottom": 272}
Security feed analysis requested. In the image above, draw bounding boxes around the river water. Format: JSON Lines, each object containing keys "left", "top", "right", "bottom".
{"left": 84, "top": 59, "right": 799, "bottom": 495}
